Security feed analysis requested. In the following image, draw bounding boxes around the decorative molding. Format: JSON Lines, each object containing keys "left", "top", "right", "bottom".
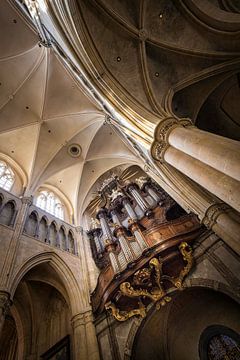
{"left": 151, "top": 117, "right": 193, "bottom": 161}
{"left": 21, "top": 196, "right": 33, "bottom": 206}
{"left": 202, "top": 202, "right": 231, "bottom": 229}
{"left": 105, "top": 242, "right": 193, "bottom": 321}
{"left": 0, "top": 291, "right": 12, "bottom": 316}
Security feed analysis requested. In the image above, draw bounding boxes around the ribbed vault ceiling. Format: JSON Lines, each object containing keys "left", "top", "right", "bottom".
{"left": 0, "top": 0, "right": 139, "bottom": 222}
{"left": 75, "top": 0, "right": 240, "bottom": 118}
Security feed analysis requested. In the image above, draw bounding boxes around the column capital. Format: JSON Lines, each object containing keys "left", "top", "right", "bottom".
{"left": 151, "top": 117, "right": 193, "bottom": 161}
{"left": 0, "top": 291, "right": 11, "bottom": 315}
{"left": 75, "top": 226, "right": 83, "bottom": 235}
{"left": 21, "top": 196, "right": 33, "bottom": 205}
{"left": 202, "top": 202, "right": 231, "bottom": 229}
{"left": 71, "top": 309, "right": 94, "bottom": 328}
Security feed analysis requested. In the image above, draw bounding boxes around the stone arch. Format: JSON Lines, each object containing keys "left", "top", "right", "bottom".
{"left": 185, "top": 277, "right": 240, "bottom": 305}
{"left": 125, "top": 280, "right": 240, "bottom": 360}
{"left": 48, "top": 221, "right": 58, "bottom": 246}
{"left": 129, "top": 285, "right": 240, "bottom": 360}
{"left": 10, "top": 252, "right": 86, "bottom": 315}
{"left": 8, "top": 252, "right": 86, "bottom": 359}
{"left": 59, "top": 226, "right": 67, "bottom": 250}
{"left": 24, "top": 211, "right": 38, "bottom": 237}
{"left": 38, "top": 216, "right": 48, "bottom": 242}
{"left": 0, "top": 200, "right": 16, "bottom": 226}
{"left": 68, "top": 230, "right": 75, "bottom": 254}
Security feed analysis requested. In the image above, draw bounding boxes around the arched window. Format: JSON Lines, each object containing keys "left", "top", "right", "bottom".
{"left": 36, "top": 190, "right": 64, "bottom": 220}
{"left": 199, "top": 325, "right": 240, "bottom": 360}
{"left": 0, "top": 161, "right": 15, "bottom": 191}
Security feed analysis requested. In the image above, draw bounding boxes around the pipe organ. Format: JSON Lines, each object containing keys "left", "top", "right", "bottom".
{"left": 87, "top": 175, "right": 203, "bottom": 321}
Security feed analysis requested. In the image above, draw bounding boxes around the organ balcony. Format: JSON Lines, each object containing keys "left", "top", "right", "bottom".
{"left": 87, "top": 176, "right": 204, "bottom": 321}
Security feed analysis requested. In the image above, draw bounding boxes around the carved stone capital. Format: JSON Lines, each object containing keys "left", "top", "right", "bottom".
{"left": 202, "top": 202, "right": 231, "bottom": 229}
{"left": 75, "top": 226, "right": 83, "bottom": 235}
{"left": 71, "top": 309, "right": 94, "bottom": 327}
{"left": 21, "top": 196, "right": 32, "bottom": 205}
{"left": 151, "top": 117, "right": 193, "bottom": 161}
{"left": 71, "top": 313, "right": 85, "bottom": 328}
{"left": 0, "top": 291, "right": 11, "bottom": 316}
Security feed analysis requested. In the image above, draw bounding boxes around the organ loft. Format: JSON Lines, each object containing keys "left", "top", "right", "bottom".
{"left": 0, "top": 1, "right": 240, "bottom": 359}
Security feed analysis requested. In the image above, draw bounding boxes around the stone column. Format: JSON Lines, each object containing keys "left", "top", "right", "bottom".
{"left": 71, "top": 313, "right": 88, "bottom": 360}
{"left": 202, "top": 203, "right": 240, "bottom": 255}
{"left": 151, "top": 117, "right": 240, "bottom": 212}
{"left": 168, "top": 125, "right": 240, "bottom": 182}
{"left": 71, "top": 310, "right": 100, "bottom": 360}
{"left": 0, "top": 291, "right": 11, "bottom": 337}
{"left": 152, "top": 116, "right": 240, "bottom": 179}
{"left": 164, "top": 147, "right": 240, "bottom": 212}
{"left": 147, "top": 160, "right": 240, "bottom": 255}
{"left": 84, "top": 310, "right": 100, "bottom": 360}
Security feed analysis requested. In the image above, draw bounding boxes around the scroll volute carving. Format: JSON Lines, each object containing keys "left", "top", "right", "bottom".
{"left": 105, "top": 242, "right": 193, "bottom": 322}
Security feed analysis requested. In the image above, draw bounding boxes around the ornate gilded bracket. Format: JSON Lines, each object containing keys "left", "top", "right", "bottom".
{"left": 105, "top": 300, "right": 146, "bottom": 322}
{"left": 105, "top": 242, "right": 193, "bottom": 321}
{"left": 162, "top": 242, "right": 193, "bottom": 289}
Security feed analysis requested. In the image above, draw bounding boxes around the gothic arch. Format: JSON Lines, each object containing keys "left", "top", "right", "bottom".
{"left": 10, "top": 252, "right": 86, "bottom": 315}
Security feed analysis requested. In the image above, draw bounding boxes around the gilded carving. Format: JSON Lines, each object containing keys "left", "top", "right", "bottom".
{"left": 105, "top": 242, "right": 193, "bottom": 321}
{"left": 163, "top": 242, "right": 193, "bottom": 289}
{"left": 105, "top": 300, "right": 146, "bottom": 322}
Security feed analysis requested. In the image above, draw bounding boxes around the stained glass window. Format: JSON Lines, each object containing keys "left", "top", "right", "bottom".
{"left": 207, "top": 334, "right": 240, "bottom": 360}
{"left": 36, "top": 190, "right": 64, "bottom": 220}
{"left": 0, "top": 161, "right": 15, "bottom": 191}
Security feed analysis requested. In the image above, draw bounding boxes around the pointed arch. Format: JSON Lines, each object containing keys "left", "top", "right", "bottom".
{"left": 24, "top": 211, "right": 38, "bottom": 237}
{"left": 0, "top": 200, "right": 16, "bottom": 226}
{"left": 10, "top": 252, "right": 87, "bottom": 314}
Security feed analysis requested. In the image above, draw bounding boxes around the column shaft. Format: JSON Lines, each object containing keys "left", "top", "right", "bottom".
{"left": 164, "top": 147, "right": 240, "bottom": 212}
{"left": 169, "top": 126, "right": 240, "bottom": 181}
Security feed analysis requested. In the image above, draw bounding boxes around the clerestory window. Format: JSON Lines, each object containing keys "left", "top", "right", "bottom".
{"left": 0, "top": 161, "right": 15, "bottom": 191}
{"left": 36, "top": 190, "right": 64, "bottom": 220}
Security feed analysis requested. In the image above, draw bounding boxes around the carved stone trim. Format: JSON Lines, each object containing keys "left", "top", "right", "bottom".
{"left": 151, "top": 117, "right": 193, "bottom": 161}
{"left": 202, "top": 203, "right": 231, "bottom": 229}
{"left": 0, "top": 291, "right": 11, "bottom": 316}
{"left": 21, "top": 196, "right": 32, "bottom": 205}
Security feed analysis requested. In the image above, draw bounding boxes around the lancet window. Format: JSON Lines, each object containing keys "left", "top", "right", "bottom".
{"left": 0, "top": 161, "right": 15, "bottom": 191}
{"left": 36, "top": 190, "right": 64, "bottom": 220}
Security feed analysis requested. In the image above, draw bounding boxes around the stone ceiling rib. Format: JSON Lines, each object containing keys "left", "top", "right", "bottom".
{"left": 0, "top": 0, "right": 141, "bottom": 224}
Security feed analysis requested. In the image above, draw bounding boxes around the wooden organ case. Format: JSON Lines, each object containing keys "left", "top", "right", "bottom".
{"left": 87, "top": 175, "right": 204, "bottom": 322}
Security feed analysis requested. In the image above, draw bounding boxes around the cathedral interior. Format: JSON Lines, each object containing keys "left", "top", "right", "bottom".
{"left": 0, "top": 0, "right": 240, "bottom": 359}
